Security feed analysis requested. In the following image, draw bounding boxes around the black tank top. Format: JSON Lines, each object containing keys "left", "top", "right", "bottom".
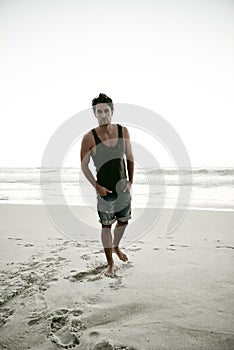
{"left": 91, "top": 124, "right": 127, "bottom": 192}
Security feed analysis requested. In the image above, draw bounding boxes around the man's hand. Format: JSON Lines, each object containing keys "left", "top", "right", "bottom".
{"left": 96, "top": 183, "right": 112, "bottom": 197}
{"left": 123, "top": 180, "right": 132, "bottom": 193}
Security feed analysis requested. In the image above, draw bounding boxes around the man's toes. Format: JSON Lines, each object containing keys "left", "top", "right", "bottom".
{"left": 105, "top": 267, "right": 115, "bottom": 278}
{"left": 105, "top": 272, "right": 114, "bottom": 278}
{"left": 122, "top": 253, "right": 128, "bottom": 262}
{"left": 123, "top": 254, "right": 128, "bottom": 262}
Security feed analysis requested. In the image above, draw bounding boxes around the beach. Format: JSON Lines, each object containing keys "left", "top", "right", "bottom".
{"left": 0, "top": 204, "right": 234, "bottom": 350}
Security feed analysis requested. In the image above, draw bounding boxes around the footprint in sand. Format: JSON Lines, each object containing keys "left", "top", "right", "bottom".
{"left": 47, "top": 308, "right": 86, "bottom": 348}
{"left": 28, "top": 293, "right": 48, "bottom": 326}
{"left": 8, "top": 237, "right": 22, "bottom": 240}
{"left": 109, "top": 276, "right": 123, "bottom": 290}
{"left": 216, "top": 245, "right": 234, "bottom": 249}
{"left": 67, "top": 259, "right": 133, "bottom": 285}
{"left": 80, "top": 250, "right": 103, "bottom": 261}
{"left": 0, "top": 308, "right": 14, "bottom": 327}
{"left": 126, "top": 246, "right": 141, "bottom": 252}
{"left": 91, "top": 338, "right": 113, "bottom": 350}
{"left": 65, "top": 265, "right": 106, "bottom": 282}
{"left": 89, "top": 334, "right": 137, "bottom": 350}
{"left": 166, "top": 244, "right": 189, "bottom": 251}
{"left": 80, "top": 253, "right": 92, "bottom": 260}
{"left": 108, "top": 262, "right": 133, "bottom": 289}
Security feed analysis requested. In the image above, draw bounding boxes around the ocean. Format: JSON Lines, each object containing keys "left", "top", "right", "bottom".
{"left": 0, "top": 167, "right": 234, "bottom": 211}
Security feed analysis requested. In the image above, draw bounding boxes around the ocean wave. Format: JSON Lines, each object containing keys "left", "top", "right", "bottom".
{"left": 1, "top": 168, "right": 234, "bottom": 187}
{"left": 143, "top": 167, "right": 234, "bottom": 176}
{"left": 1, "top": 166, "right": 234, "bottom": 175}
{"left": 0, "top": 196, "right": 9, "bottom": 200}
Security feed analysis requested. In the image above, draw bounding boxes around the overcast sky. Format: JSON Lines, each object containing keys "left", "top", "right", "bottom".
{"left": 1, "top": 0, "right": 233, "bottom": 167}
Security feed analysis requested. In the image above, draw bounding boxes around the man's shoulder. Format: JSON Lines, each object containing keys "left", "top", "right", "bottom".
{"left": 117, "top": 124, "right": 127, "bottom": 131}
{"left": 119, "top": 125, "right": 130, "bottom": 138}
{"left": 84, "top": 129, "right": 94, "bottom": 138}
{"left": 82, "top": 130, "right": 95, "bottom": 145}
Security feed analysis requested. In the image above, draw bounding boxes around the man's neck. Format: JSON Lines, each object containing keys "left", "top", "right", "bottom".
{"left": 98, "top": 123, "right": 113, "bottom": 133}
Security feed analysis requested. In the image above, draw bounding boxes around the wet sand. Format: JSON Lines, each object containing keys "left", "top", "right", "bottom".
{"left": 0, "top": 204, "right": 234, "bottom": 349}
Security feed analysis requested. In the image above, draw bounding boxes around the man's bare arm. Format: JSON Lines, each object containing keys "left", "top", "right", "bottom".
{"left": 80, "top": 133, "right": 97, "bottom": 189}
{"left": 123, "top": 127, "right": 134, "bottom": 186}
{"left": 80, "top": 133, "right": 112, "bottom": 196}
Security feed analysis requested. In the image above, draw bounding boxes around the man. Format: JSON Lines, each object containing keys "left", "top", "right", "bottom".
{"left": 80, "top": 93, "right": 134, "bottom": 277}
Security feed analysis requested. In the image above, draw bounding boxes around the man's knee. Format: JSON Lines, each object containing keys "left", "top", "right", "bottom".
{"left": 102, "top": 224, "right": 112, "bottom": 229}
{"left": 117, "top": 220, "right": 128, "bottom": 226}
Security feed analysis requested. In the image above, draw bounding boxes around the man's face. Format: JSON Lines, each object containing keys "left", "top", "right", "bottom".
{"left": 94, "top": 103, "right": 113, "bottom": 126}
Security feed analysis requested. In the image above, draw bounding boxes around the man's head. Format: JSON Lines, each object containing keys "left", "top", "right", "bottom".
{"left": 92, "top": 93, "right": 114, "bottom": 113}
{"left": 92, "top": 93, "right": 114, "bottom": 126}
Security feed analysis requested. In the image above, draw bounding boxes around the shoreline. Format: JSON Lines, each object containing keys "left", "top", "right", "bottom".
{"left": 1, "top": 201, "right": 234, "bottom": 212}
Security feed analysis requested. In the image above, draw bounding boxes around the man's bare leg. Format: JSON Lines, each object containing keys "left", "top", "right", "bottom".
{"left": 113, "top": 221, "right": 128, "bottom": 262}
{"left": 101, "top": 225, "right": 114, "bottom": 277}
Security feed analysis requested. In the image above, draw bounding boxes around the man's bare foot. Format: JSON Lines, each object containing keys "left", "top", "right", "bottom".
{"left": 113, "top": 247, "right": 128, "bottom": 262}
{"left": 105, "top": 264, "right": 115, "bottom": 278}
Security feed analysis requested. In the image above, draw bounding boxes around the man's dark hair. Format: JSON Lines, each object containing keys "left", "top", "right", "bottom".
{"left": 92, "top": 93, "right": 114, "bottom": 113}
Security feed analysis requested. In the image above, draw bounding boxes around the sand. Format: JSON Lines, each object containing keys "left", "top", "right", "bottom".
{"left": 0, "top": 204, "right": 234, "bottom": 350}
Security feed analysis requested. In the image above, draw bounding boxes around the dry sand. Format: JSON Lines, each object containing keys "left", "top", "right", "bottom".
{"left": 0, "top": 204, "right": 234, "bottom": 350}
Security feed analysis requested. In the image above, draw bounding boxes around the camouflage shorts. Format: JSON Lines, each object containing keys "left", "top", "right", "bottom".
{"left": 97, "top": 189, "right": 132, "bottom": 226}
